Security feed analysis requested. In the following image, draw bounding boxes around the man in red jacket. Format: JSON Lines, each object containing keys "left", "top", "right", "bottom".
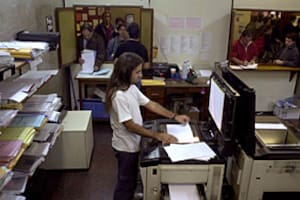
{"left": 230, "top": 30, "right": 258, "bottom": 66}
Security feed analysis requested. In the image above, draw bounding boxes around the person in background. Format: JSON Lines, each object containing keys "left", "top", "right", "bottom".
{"left": 113, "top": 22, "right": 150, "bottom": 70}
{"left": 230, "top": 29, "right": 258, "bottom": 66}
{"left": 77, "top": 23, "right": 106, "bottom": 71}
{"left": 112, "top": 17, "right": 126, "bottom": 38}
{"left": 105, "top": 52, "right": 190, "bottom": 200}
{"left": 106, "top": 24, "right": 128, "bottom": 61}
{"left": 274, "top": 32, "right": 299, "bottom": 67}
{"left": 95, "top": 10, "right": 114, "bottom": 48}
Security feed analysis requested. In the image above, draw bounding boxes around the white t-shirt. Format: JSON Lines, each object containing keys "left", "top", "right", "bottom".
{"left": 110, "top": 84, "right": 150, "bottom": 152}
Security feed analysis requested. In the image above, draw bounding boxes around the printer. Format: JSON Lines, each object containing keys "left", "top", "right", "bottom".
{"left": 140, "top": 66, "right": 300, "bottom": 200}
{"left": 139, "top": 71, "right": 243, "bottom": 200}
{"left": 140, "top": 120, "right": 225, "bottom": 200}
{"left": 218, "top": 67, "right": 300, "bottom": 200}
{"left": 16, "top": 31, "right": 60, "bottom": 50}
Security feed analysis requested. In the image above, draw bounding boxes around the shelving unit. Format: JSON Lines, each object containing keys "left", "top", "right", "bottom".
{"left": 0, "top": 64, "right": 63, "bottom": 198}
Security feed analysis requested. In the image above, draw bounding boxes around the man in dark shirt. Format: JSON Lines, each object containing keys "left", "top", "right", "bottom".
{"left": 274, "top": 32, "right": 299, "bottom": 67}
{"left": 113, "top": 22, "right": 150, "bottom": 69}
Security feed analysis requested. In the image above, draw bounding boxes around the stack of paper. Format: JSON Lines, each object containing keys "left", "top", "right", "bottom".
{"left": 34, "top": 123, "right": 61, "bottom": 141}
{"left": 169, "top": 184, "right": 201, "bottom": 200}
{"left": 13, "top": 155, "right": 45, "bottom": 176}
{"left": 164, "top": 123, "right": 216, "bottom": 162}
{"left": 229, "top": 63, "right": 258, "bottom": 70}
{"left": 8, "top": 113, "right": 47, "bottom": 130}
{"left": 166, "top": 124, "right": 198, "bottom": 143}
{"left": 81, "top": 49, "right": 96, "bottom": 73}
{"left": 0, "top": 141, "right": 23, "bottom": 165}
{"left": 0, "top": 40, "right": 49, "bottom": 59}
{"left": 0, "top": 167, "right": 13, "bottom": 191}
{"left": 34, "top": 123, "right": 62, "bottom": 146}
{"left": 0, "top": 127, "right": 36, "bottom": 147}
{"left": 141, "top": 79, "right": 165, "bottom": 86}
{"left": 0, "top": 51, "right": 14, "bottom": 65}
{"left": 0, "top": 110, "right": 18, "bottom": 128}
{"left": 22, "top": 94, "right": 62, "bottom": 122}
{"left": 2, "top": 176, "right": 28, "bottom": 195}
{"left": 164, "top": 142, "right": 216, "bottom": 162}
{"left": 23, "top": 142, "right": 50, "bottom": 157}
{"left": 0, "top": 193, "right": 26, "bottom": 200}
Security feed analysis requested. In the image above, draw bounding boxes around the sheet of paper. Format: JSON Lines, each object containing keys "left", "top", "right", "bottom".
{"left": 169, "top": 184, "right": 200, "bottom": 200}
{"left": 81, "top": 49, "right": 95, "bottom": 73}
{"left": 255, "top": 123, "right": 287, "bottom": 130}
{"left": 163, "top": 142, "right": 216, "bottom": 162}
{"left": 185, "top": 17, "right": 202, "bottom": 30}
{"left": 166, "top": 123, "right": 195, "bottom": 143}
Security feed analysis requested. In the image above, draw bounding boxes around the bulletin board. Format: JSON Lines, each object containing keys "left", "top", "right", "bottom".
{"left": 73, "top": 5, "right": 142, "bottom": 36}
{"left": 55, "top": 8, "right": 77, "bottom": 67}
{"left": 56, "top": 5, "right": 152, "bottom": 64}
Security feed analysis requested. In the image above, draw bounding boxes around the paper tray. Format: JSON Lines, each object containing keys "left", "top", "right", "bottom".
{"left": 256, "top": 129, "right": 300, "bottom": 150}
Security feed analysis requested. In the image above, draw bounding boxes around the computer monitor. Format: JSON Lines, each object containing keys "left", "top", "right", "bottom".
{"left": 221, "top": 67, "right": 256, "bottom": 156}
{"left": 208, "top": 72, "right": 239, "bottom": 156}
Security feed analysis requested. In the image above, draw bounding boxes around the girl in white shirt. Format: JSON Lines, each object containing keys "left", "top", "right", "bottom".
{"left": 106, "top": 52, "right": 189, "bottom": 200}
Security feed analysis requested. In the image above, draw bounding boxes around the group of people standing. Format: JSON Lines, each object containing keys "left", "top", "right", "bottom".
{"left": 77, "top": 10, "right": 149, "bottom": 71}
{"left": 230, "top": 13, "right": 300, "bottom": 67}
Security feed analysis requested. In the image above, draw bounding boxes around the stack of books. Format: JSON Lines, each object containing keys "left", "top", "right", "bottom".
{"left": 21, "top": 93, "right": 62, "bottom": 123}
{"left": 0, "top": 141, "right": 23, "bottom": 166}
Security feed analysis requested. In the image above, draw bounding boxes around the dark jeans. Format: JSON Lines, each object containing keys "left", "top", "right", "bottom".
{"left": 113, "top": 149, "right": 140, "bottom": 200}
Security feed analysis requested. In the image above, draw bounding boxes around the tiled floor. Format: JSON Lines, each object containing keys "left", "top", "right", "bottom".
{"left": 25, "top": 121, "right": 117, "bottom": 200}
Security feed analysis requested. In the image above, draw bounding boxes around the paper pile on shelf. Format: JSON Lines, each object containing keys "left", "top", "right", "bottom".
{"left": 0, "top": 51, "right": 14, "bottom": 65}
{"left": 0, "top": 40, "right": 49, "bottom": 59}
{"left": 0, "top": 167, "right": 13, "bottom": 191}
{"left": 0, "top": 110, "right": 18, "bottom": 128}
{"left": 0, "top": 141, "right": 23, "bottom": 166}
{"left": 0, "top": 70, "right": 57, "bottom": 104}
{"left": 0, "top": 127, "right": 36, "bottom": 147}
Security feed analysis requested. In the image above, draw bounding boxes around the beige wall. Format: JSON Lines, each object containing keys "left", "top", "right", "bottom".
{"left": 0, "top": 0, "right": 73, "bottom": 108}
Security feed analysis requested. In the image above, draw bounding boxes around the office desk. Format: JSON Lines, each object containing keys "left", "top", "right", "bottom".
{"left": 230, "top": 65, "right": 300, "bottom": 112}
{"left": 142, "top": 78, "right": 210, "bottom": 121}
{"left": 75, "top": 63, "right": 113, "bottom": 109}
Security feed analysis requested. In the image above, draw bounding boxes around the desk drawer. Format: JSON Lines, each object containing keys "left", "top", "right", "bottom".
{"left": 144, "top": 87, "right": 164, "bottom": 99}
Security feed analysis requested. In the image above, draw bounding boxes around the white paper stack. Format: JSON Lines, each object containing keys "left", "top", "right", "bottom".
{"left": 166, "top": 123, "right": 198, "bottom": 143}
{"left": 169, "top": 184, "right": 201, "bottom": 200}
{"left": 164, "top": 142, "right": 216, "bottom": 162}
{"left": 81, "top": 49, "right": 96, "bottom": 73}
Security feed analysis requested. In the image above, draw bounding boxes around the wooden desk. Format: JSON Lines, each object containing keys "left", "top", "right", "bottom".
{"left": 230, "top": 65, "right": 300, "bottom": 112}
{"left": 142, "top": 79, "right": 210, "bottom": 121}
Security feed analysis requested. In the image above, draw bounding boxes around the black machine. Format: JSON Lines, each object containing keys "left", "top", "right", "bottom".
{"left": 142, "top": 62, "right": 179, "bottom": 78}
{"left": 16, "top": 31, "right": 60, "bottom": 50}
{"left": 220, "top": 67, "right": 256, "bottom": 156}
{"left": 206, "top": 68, "right": 256, "bottom": 157}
